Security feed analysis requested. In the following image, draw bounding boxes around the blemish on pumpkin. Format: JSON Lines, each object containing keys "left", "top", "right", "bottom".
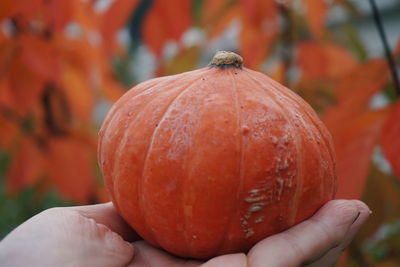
{"left": 245, "top": 228, "right": 255, "bottom": 238}
{"left": 192, "top": 235, "right": 197, "bottom": 239}
{"left": 271, "top": 136, "right": 278, "bottom": 145}
{"left": 249, "top": 189, "right": 260, "bottom": 197}
{"left": 245, "top": 195, "right": 266, "bottom": 203}
{"left": 278, "top": 159, "right": 289, "bottom": 170}
{"left": 281, "top": 135, "right": 289, "bottom": 145}
{"left": 249, "top": 204, "right": 263, "bottom": 213}
{"left": 242, "top": 126, "right": 250, "bottom": 135}
{"left": 254, "top": 216, "right": 265, "bottom": 224}
{"left": 276, "top": 178, "right": 284, "bottom": 200}
{"left": 183, "top": 205, "right": 193, "bottom": 216}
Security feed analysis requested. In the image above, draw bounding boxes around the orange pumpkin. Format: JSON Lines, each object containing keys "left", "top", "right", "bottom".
{"left": 98, "top": 51, "right": 336, "bottom": 259}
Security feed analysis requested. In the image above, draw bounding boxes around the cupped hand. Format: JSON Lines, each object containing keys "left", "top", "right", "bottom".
{"left": 0, "top": 200, "right": 370, "bottom": 267}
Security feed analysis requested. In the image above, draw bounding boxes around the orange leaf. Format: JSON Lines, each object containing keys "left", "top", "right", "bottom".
{"left": 201, "top": 0, "right": 231, "bottom": 27}
{"left": 44, "top": 0, "right": 74, "bottom": 32}
{"left": 61, "top": 66, "right": 94, "bottom": 122}
{"left": 333, "top": 108, "right": 389, "bottom": 199}
{"left": 335, "top": 59, "right": 388, "bottom": 101}
{"left": 100, "top": 0, "right": 140, "bottom": 53}
{"left": 6, "top": 138, "right": 43, "bottom": 193}
{"left": 206, "top": 6, "right": 240, "bottom": 39}
{"left": 143, "top": 0, "right": 192, "bottom": 56}
{"left": 238, "top": 0, "right": 278, "bottom": 69}
{"left": 0, "top": 0, "right": 43, "bottom": 21}
{"left": 159, "top": 46, "right": 201, "bottom": 76}
{"left": 95, "top": 184, "right": 110, "bottom": 203}
{"left": 0, "top": 112, "right": 19, "bottom": 148}
{"left": 323, "top": 59, "right": 389, "bottom": 130}
{"left": 6, "top": 55, "right": 45, "bottom": 116}
{"left": 381, "top": 100, "right": 400, "bottom": 178}
{"left": 45, "top": 137, "right": 96, "bottom": 204}
{"left": 297, "top": 42, "right": 358, "bottom": 82}
{"left": 302, "top": 0, "right": 328, "bottom": 39}
{"left": 238, "top": 0, "right": 277, "bottom": 27}
{"left": 0, "top": 38, "right": 16, "bottom": 77}
{"left": 100, "top": 72, "right": 125, "bottom": 102}
{"left": 20, "top": 34, "right": 60, "bottom": 81}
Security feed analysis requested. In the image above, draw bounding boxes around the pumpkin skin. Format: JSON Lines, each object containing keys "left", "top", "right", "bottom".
{"left": 98, "top": 51, "right": 336, "bottom": 259}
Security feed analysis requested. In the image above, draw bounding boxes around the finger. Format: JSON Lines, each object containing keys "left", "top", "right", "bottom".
{"left": 127, "top": 241, "right": 201, "bottom": 267}
{"left": 306, "top": 200, "right": 371, "bottom": 266}
{"left": 201, "top": 253, "right": 247, "bottom": 267}
{"left": 0, "top": 207, "right": 135, "bottom": 267}
{"left": 248, "top": 200, "right": 370, "bottom": 267}
{"left": 68, "top": 202, "right": 141, "bottom": 242}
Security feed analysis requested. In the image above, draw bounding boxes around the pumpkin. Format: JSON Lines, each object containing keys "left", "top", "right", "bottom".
{"left": 98, "top": 51, "right": 336, "bottom": 259}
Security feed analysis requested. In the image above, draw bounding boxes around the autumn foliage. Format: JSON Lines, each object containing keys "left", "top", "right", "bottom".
{"left": 0, "top": 0, "right": 399, "bottom": 264}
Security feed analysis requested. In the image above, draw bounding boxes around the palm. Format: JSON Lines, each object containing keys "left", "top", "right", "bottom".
{"left": 128, "top": 199, "right": 370, "bottom": 267}
{"left": 0, "top": 200, "right": 369, "bottom": 267}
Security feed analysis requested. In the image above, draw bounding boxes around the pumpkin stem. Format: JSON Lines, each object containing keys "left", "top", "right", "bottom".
{"left": 209, "top": 51, "right": 243, "bottom": 69}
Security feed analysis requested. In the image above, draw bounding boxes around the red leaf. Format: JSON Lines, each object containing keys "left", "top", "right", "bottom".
{"left": 45, "top": 137, "right": 96, "bottom": 204}
{"left": 61, "top": 66, "right": 94, "bottom": 122}
{"left": 323, "top": 59, "right": 389, "bottom": 130}
{"left": 333, "top": 109, "right": 389, "bottom": 199}
{"left": 335, "top": 59, "right": 388, "bottom": 102}
{"left": 6, "top": 138, "right": 43, "bottom": 193}
{"left": 0, "top": 0, "right": 43, "bottom": 21}
{"left": 297, "top": 42, "right": 358, "bottom": 82}
{"left": 100, "top": 0, "right": 140, "bottom": 53}
{"left": 324, "top": 60, "right": 389, "bottom": 134}
{"left": 201, "top": 0, "right": 231, "bottom": 28}
{"left": 302, "top": 0, "right": 328, "bottom": 39}
{"left": 205, "top": 5, "right": 240, "bottom": 39}
{"left": 381, "top": 100, "right": 400, "bottom": 178}
{"left": 6, "top": 55, "right": 45, "bottom": 116}
{"left": 0, "top": 112, "right": 19, "bottom": 148}
{"left": 143, "top": 0, "right": 192, "bottom": 56}
{"left": 238, "top": 0, "right": 278, "bottom": 68}
{"left": 20, "top": 35, "right": 60, "bottom": 81}
{"left": 44, "top": 0, "right": 74, "bottom": 32}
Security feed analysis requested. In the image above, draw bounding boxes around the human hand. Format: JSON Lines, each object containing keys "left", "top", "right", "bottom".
{"left": 0, "top": 200, "right": 370, "bottom": 267}
{"left": 129, "top": 199, "right": 371, "bottom": 267}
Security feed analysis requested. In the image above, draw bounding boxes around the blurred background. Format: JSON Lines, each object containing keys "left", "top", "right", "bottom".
{"left": 0, "top": 0, "right": 399, "bottom": 265}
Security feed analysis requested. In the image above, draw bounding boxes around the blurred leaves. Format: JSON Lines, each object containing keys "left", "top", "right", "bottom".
{"left": 381, "top": 100, "right": 400, "bottom": 179}
{"left": 0, "top": 0, "right": 399, "bottom": 264}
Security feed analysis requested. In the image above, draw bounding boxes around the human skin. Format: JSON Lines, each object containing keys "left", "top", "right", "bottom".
{"left": 0, "top": 199, "right": 370, "bottom": 267}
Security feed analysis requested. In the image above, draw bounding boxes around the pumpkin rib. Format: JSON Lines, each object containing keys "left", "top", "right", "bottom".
{"left": 122, "top": 77, "right": 196, "bottom": 246}
{"left": 105, "top": 75, "right": 180, "bottom": 209}
{"left": 215, "top": 69, "right": 245, "bottom": 254}
{"left": 98, "top": 76, "right": 169, "bottom": 190}
{"left": 139, "top": 74, "right": 207, "bottom": 248}
{"left": 258, "top": 72, "right": 336, "bottom": 197}
{"left": 257, "top": 72, "right": 336, "bottom": 179}
{"left": 263, "top": 78, "right": 327, "bottom": 209}
{"left": 243, "top": 71, "right": 304, "bottom": 225}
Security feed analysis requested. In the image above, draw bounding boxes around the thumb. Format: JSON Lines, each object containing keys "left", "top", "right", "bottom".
{"left": 248, "top": 200, "right": 371, "bottom": 267}
{"left": 68, "top": 202, "right": 141, "bottom": 242}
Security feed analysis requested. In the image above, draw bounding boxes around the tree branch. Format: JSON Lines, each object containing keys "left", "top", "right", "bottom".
{"left": 368, "top": 0, "right": 400, "bottom": 97}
